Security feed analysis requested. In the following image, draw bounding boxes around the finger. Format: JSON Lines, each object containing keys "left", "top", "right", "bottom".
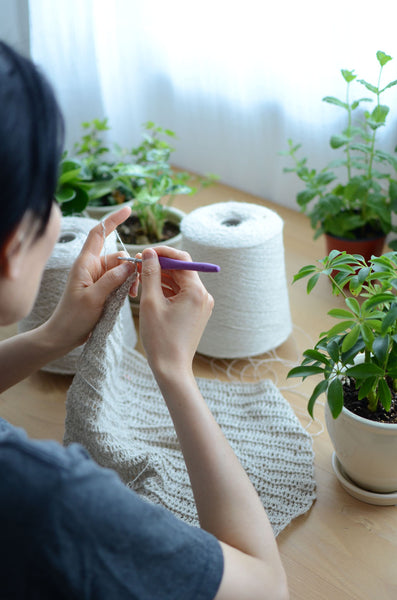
{"left": 140, "top": 247, "right": 162, "bottom": 300}
{"left": 100, "top": 251, "right": 131, "bottom": 271}
{"left": 81, "top": 206, "right": 132, "bottom": 257}
{"left": 151, "top": 245, "right": 202, "bottom": 286}
{"left": 152, "top": 245, "right": 192, "bottom": 262}
{"left": 129, "top": 275, "right": 140, "bottom": 297}
{"left": 92, "top": 260, "right": 136, "bottom": 300}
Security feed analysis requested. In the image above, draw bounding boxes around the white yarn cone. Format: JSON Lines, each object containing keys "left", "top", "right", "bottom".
{"left": 181, "top": 201, "right": 292, "bottom": 358}
{"left": 18, "top": 216, "right": 137, "bottom": 374}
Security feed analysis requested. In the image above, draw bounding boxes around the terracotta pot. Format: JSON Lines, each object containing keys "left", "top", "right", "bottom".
{"left": 325, "top": 233, "right": 386, "bottom": 262}
{"left": 325, "top": 402, "right": 397, "bottom": 496}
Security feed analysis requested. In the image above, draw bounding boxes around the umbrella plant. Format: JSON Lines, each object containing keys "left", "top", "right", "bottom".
{"left": 288, "top": 250, "right": 397, "bottom": 422}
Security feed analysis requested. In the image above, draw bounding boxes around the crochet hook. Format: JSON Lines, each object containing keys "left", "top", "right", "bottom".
{"left": 117, "top": 256, "right": 220, "bottom": 273}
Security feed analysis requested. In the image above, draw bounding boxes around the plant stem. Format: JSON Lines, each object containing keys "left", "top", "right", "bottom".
{"left": 367, "top": 65, "right": 383, "bottom": 181}
{"left": 346, "top": 81, "right": 352, "bottom": 181}
{"left": 367, "top": 388, "right": 378, "bottom": 412}
{"left": 327, "top": 273, "right": 349, "bottom": 298}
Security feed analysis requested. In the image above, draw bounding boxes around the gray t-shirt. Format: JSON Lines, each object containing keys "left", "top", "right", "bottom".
{"left": 0, "top": 418, "right": 223, "bottom": 599}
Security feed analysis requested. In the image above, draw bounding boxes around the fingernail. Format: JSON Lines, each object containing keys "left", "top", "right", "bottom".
{"left": 142, "top": 248, "right": 156, "bottom": 261}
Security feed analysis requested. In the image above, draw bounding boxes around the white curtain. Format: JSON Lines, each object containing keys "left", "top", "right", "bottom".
{"left": 26, "top": 0, "right": 397, "bottom": 210}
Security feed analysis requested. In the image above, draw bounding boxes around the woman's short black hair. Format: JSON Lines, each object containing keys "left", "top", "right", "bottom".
{"left": 0, "top": 41, "right": 64, "bottom": 248}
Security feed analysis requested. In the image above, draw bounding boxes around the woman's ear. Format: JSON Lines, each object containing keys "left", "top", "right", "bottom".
{"left": 0, "top": 225, "right": 26, "bottom": 279}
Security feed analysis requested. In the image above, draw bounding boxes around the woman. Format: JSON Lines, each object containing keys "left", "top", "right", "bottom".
{"left": 0, "top": 42, "right": 288, "bottom": 599}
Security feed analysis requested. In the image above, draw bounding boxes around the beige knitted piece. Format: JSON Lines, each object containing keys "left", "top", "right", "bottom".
{"left": 64, "top": 278, "right": 316, "bottom": 536}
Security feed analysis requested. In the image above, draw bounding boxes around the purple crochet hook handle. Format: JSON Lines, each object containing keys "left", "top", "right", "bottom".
{"left": 158, "top": 256, "right": 220, "bottom": 272}
{"left": 118, "top": 256, "right": 220, "bottom": 273}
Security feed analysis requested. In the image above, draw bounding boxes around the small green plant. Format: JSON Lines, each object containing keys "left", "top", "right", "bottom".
{"left": 282, "top": 51, "right": 397, "bottom": 246}
{"left": 55, "top": 156, "right": 90, "bottom": 215}
{"left": 287, "top": 250, "right": 397, "bottom": 419}
{"left": 56, "top": 119, "right": 216, "bottom": 240}
{"left": 55, "top": 118, "right": 132, "bottom": 214}
{"left": 117, "top": 121, "right": 216, "bottom": 241}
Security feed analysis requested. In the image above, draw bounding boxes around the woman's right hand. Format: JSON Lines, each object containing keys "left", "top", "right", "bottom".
{"left": 138, "top": 246, "right": 214, "bottom": 379}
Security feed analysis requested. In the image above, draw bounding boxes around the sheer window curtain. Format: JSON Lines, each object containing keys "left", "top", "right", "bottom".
{"left": 27, "top": 0, "right": 397, "bottom": 210}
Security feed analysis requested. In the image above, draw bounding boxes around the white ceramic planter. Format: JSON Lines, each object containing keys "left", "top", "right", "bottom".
{"left": 325, "top": 401, "right": 397, "bottom": 494}
{"left": 84, "top": 199, "right": 135, "bottom": 221}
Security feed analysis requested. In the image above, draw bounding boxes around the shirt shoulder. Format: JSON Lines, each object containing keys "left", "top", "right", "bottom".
{"left": 0, "top": 419, "right": 224, "bottom": 600}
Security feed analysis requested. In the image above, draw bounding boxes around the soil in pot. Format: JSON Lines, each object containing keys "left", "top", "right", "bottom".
{"left": 117, "top": 215, "right": 180, "bottom": 246}
{"left": 343, "top": 378, "right": 397, "bottom": 424}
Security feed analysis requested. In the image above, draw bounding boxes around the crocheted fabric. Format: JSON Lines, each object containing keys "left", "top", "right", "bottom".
{"left": 64, "top": 278, "right": 316, "bottom": 536}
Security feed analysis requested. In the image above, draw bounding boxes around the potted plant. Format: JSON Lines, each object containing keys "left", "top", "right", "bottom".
{"left": 55, "top": 119, "right": 216, "bottom": 311}
{"left": 287, "top": 250, "right": 397, "bottom": 503}
{"left": 282, "top": 50, "right": 397, "bottom": 261}
{"left": 55, "top": 119, "right": 215, "bottom": 243}
{"left": 55, "top": 118, "right": 135, "bottom": 219}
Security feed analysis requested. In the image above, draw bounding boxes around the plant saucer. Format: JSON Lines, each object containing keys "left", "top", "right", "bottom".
{"left": 331, "top": 453, "right": 397, "bottom": 506}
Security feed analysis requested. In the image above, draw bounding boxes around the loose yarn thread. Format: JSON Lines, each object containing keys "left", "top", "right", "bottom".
{"left": 18, "top": 216, "right": 137, "bottom": 374}
{"left": 181, "top": 201, "right": 292, "bottom": 358}
{"left": 196, "top": 323, "right": 324, "bottom": 438}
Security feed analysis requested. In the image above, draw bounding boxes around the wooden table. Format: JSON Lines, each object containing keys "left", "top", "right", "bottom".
{"left": 1, "top": 181, "right": 396, "bottom": 599}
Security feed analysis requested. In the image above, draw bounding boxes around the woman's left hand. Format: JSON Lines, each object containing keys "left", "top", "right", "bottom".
{"left": 44, "top": 207, "right": 137, "bottom": 354}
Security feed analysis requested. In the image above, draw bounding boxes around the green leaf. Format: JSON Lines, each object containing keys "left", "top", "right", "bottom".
{"left": 360, "top": 323, "right": 374, "bottom": 350}
{"left": 341, "top": 69, "right": 356, "bottom": 83}
{"left": 330, "top": 254, "right": 358, "bottom": 267}
{"left": 341, "top": 339, "right": 366, "bottom": 363}
{"left": 342, "top": 325, "right": 361, "bottom": 352}
{"left": 55, "top": 185, "right": 76, "bottom": 203}
{"left": 348, "top": 275, "right": 361, "bottom": 294}
{"left": 376, "top": 51, "right": 392, "bottom": 67}
{"left": 345, "top": 363, "right": 385, "bottom": 378}
{"left": 328, "top": 308, "right": 354, "bottom": 319}
{"left": 373, "top": 335, "right": 390, "bottom": 365}
{"left": 59, "top": 167, "right": 82, "bottom": 185}
{"left": 292, "top": 265, "right": 317, "bottom": 283}
{"left": 302, "top": 349, "right": 330, "bottom": 364}
{"left": 357, "top": 79, "right": 378, "bottom": 94}
{"left": 386, "top": 342, "right": 397, "bottom": 369}
{"left": 326, "top": 339, "right": 340, "bottom": 363}
{"left": 287, "top": 365, "right": 325, "bottom": 379}
{"left": 297, "top": 190, "right": 317, "bottom": 206}
{"left": 307, "top": 273, "right": 320, "bottom": 294}
{"left": 351, "top": 97, "right": 373, "bottom": 109}
{"left": 371, "top": 104, "right": 389, "bottom": 124}
{"left": 358, "top": 267, "right": 371, "bottom": 283}
{"left": 362, "top": 293, "right": 395, "bottom": 311}
{"left": 345, "top": 297, "right": 361, "bottom": 316}
{"left": 330, "top": 135, "right": 348, "bottom": 149}
{"left": 380, "top": 79, "right": 397, "bottom": 93}
{"left": 328, "top": 249, "right": 343, "bottom": 261}
{"left": 390, "top": 180, "right": 397, "bottom": 209}
{"left": 327, "top": 378, "right": 344, "bottom": 418}
{"left": 308, "top": 379, "right": 329, "bottom": 418}
{"left": 378, "top": 378, "right": 392, "bottom": 412}
{"left": 322, "top": 96, "right": 348, "bottom": 109}
{"left": 358, "top": 376, "right": 377, "bottom": 400}
{"left": 381, "top": 304, "right": 397, "bottom": 333}
{"left": 59, "top": 187, "right": 89, "bottom": 216}
{"left": 325, "top": 321, "right": 356, "bottom": 338}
